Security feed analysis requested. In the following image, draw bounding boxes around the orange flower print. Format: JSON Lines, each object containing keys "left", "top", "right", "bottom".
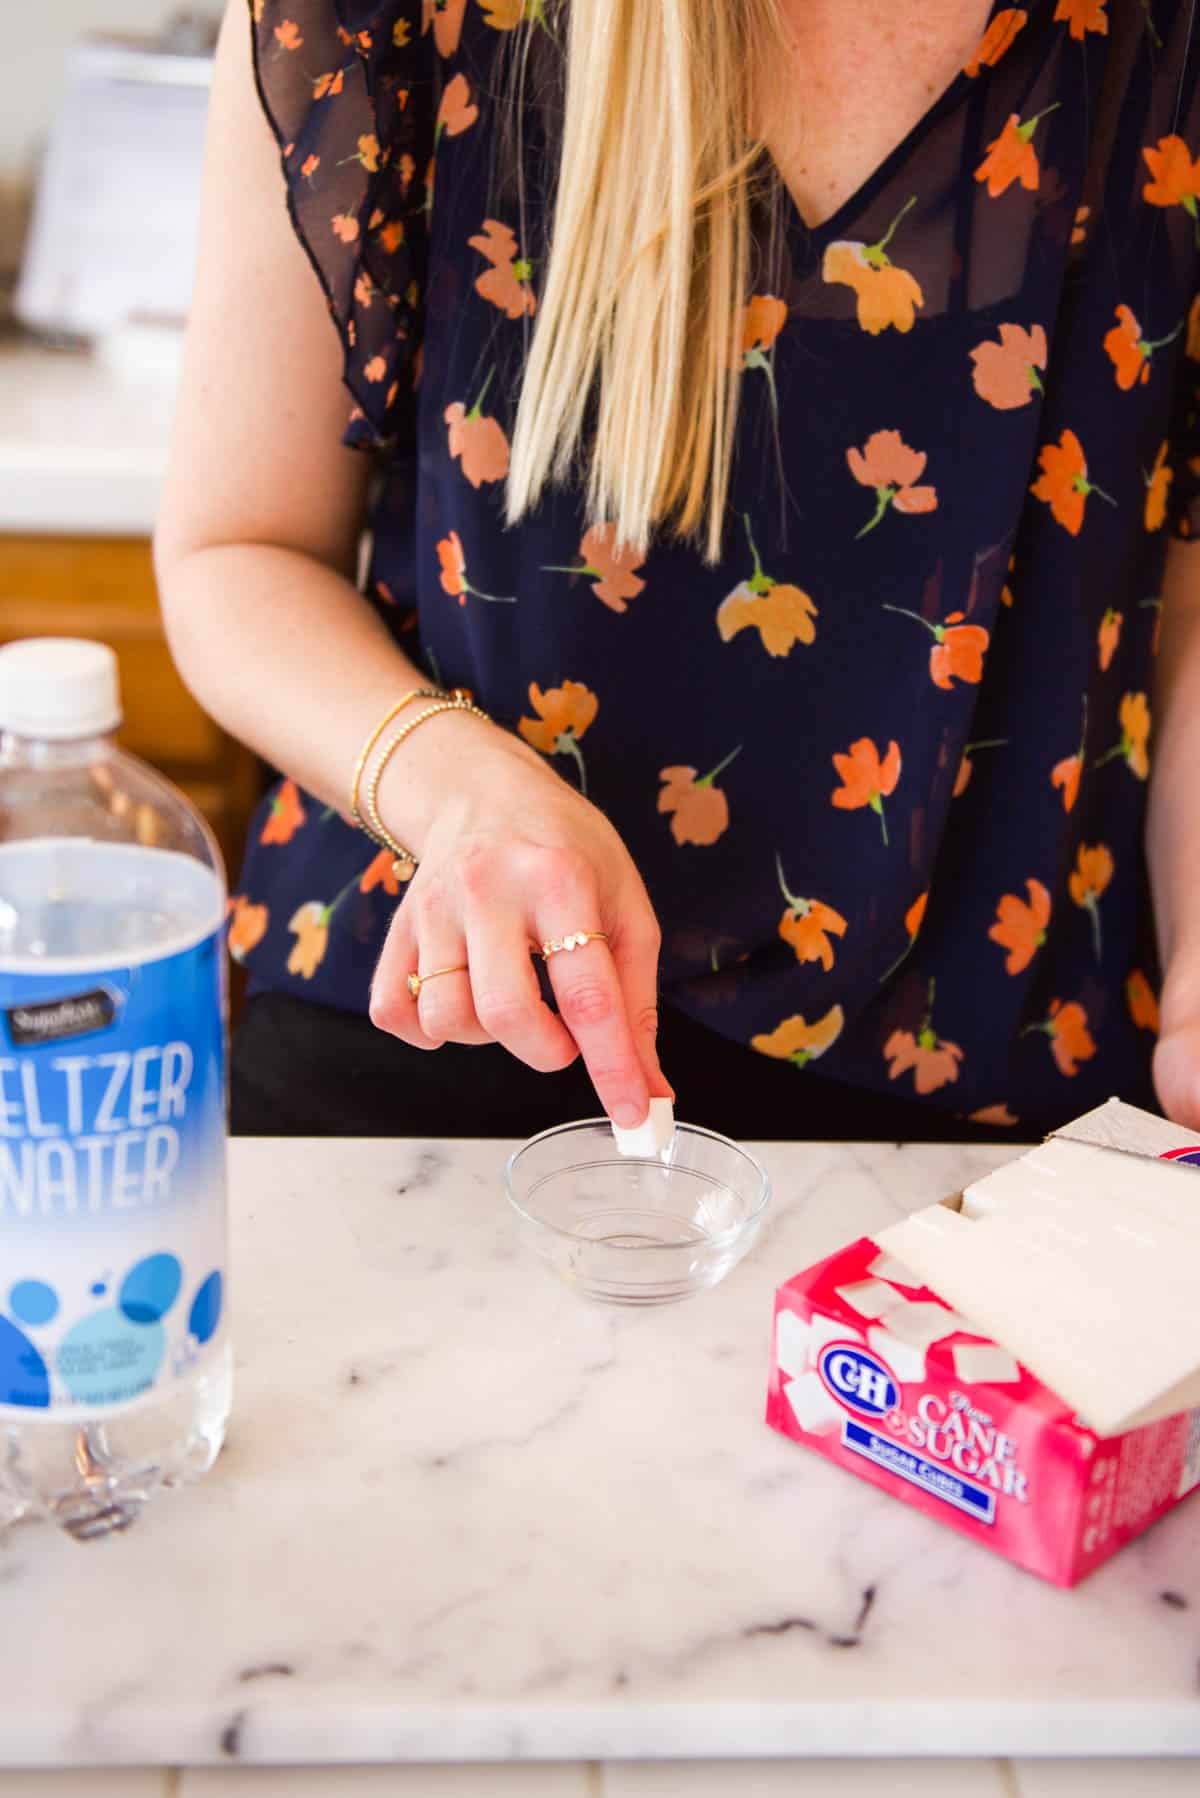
{"left": 1126, "top": 969, "right": 1160, "bottom": 1033}
{"left": 444, "top": 371, "right": 510, "bottom": 488}
{"left": 1069, "top": 843, "right": 1114, "bottom": 961}
{"left": 965, "top": 8, "right": 1027, "bottom": 76}
{"left": 1095, "top": 690, "right": 1151, "bottom": 781}
{"left": 274, "top": 19, "right": 303, "bottom": 50}
{"left": 1024, "top": 998, "right": 1096, "bottom": 1077}
{"left": 544, "top": 525, "right": 647, "bottom": 614}
{"left": 1098, "top": 608, "right": 1122, "bottom": 670}
{"left": 988, "top": 878, "right": 1051, "bottom": 975}
{"left": 363, "top": 355, "right": 387, "bottom": 384}
{"left": 822, "top": 196, "right": 924, "bottom": 335}
{"left": 518, "top": 680, "right": 598, "bottom": 793}
{"left": 775, "top": 854, "right": 848, "bottom": 971}
{"left": 848, "top": 431, "right": 938, "bottom": 535}
{"left": 975, "top": 106, "right": 1059, "bottom": 199}
{"left": 658, "top": 749, "right": 740, "bottom": 847}
{"left": 1054, "top": 0, "right": 1108, "bottom": 38}
{"left": 831, "top": 737, "right": 902, "bottom": 845}
{"left": 954, "top": 737, "right": 1007, "bottom": 798}
{"left": 360, "top": 848, "right": 412, "bottom": 895}
{"left": 880, "top": 887, "right": 927, "bottom": 982}
{"left": 716, "top": 515, "right": 818, "bottom": 657}
{"left": 287, "top": 901, "right": 331, "bottom": 980}
{"left": 1071, "top": 203, "right": 1091, "bottom": 247}
{"left": 739, "top": 294, "right": 786, "bottom": 415}
{"left": 423, "top": 0, "right": 466, "bottom": 56}
{"left": 969, "top": 322, "right": 1047, "bottom": 409}
{"left": 331, "top": 211, "right": 360, "bottom": 244}
{"left": 300, "top": 153, "right": 320, "bottom": 181}
{"left": 1144, "top": 441, "right": 1173, "bottom": 531}
{"left": 1188, "top": 294, "right": 1200, "bottom": 359}
{"left": 435, "top": 73, "right": 479, "bottom": 146}
{"left": 1030, "top": 428, "right": 1114, "bottom": 534}
{"left": 226, "top": 895, "right": 269, "bottom": 963}
{"left": 882, "top": 603, "right": 988, "bottom": 689}
{"left": 313, "top": 69, "right": 345, "bottom": 100}
{"left": 751, "top": 1005, "right": 845, "bottom": 1068}
{"left": 1104, "top": 304, "right": 1182, "bottom": 389}
{"left": 436, "top": 531, "right": 516, "bottom": 606}
{"left": 260, "top": 778, "right": 306, "bottom": 845}
{"left": 741, "top": 294, "right": 787, "bottom": 359}
{"left": 1051, "top": 751, "right": 1082, "bottom": 811}
{"left": 970, "top": 1103, "right": 1020, "bottom": 1126}
{"left": 377, "top": 219, "right": 405, "bottom": 254}
{"left": 884, "top": 981, "right": 963, "bottom": 1095}
{"left": 393, "top": 16, "right": 412, "bottom": 44}
{"left": 1143, "top": 135, "right": 1200, "bottom": 224}
{"left": 479, "top": 0, "right": 546, "bottom": 29}
{"left": 997, "top": 557, "right": 1015, "bottom": 610}
{"left": 469, "top": 219, "right": 536, "bottom": 318}
{"left": 339, "top": 133, "right": 381, "bottom": 174}
{"left": 1141, "top": 595, "right": 1164, "bottom": 655}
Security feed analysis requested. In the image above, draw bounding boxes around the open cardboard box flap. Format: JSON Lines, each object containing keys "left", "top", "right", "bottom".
{"left": 875, "top": 1099, "right": 1200, "bottom": 1438}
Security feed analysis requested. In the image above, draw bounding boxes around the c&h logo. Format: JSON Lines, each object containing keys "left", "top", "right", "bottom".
{"left": 818, "top": 1343, "right": 899, "bottom": 1419}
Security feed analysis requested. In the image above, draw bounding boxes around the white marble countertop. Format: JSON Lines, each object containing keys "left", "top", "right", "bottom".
{"left": 0, "top": 333, "right": 177, "bottom": 536}
{"left": 2, "top": 1134, "right": 1199, "bottom": 1771}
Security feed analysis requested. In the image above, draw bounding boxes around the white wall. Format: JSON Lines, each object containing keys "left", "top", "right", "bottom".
{"left": 4, "top": 1, "right": 220, "bottom": 174}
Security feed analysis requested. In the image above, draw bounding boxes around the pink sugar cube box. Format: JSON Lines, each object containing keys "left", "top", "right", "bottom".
{"left": 766, "top": 1099, "right": 1200, "bottom": 1587}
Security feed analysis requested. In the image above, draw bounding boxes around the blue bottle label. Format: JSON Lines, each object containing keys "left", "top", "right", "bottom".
{"left": 0, "top": 924, "right": 227, "bottom": 1416}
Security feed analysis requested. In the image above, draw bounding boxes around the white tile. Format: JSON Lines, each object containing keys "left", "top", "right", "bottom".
{"left": 181, "top": 1766, "right": 591, "bottom": 1796}
{"left": 604, "top": 1760, "right": 1010, "bottom": 1796}
{"left": 0, "top": 1778, "right": 168, "bottom": 1798}
{"left": 1014, "top": 1761, "right": 1200, "bottom": 1797}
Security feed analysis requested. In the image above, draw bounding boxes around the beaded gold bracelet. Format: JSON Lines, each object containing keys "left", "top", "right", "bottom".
{"left": 349, "top": 687, "right": 443, "bottom": 835}
{"left": 359, "top": 692, "right": 490, "bottom": 875}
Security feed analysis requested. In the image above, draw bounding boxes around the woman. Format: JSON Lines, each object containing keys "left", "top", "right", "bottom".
{"left": 156, "top": 0, "right": 1200, "bottom": 1141}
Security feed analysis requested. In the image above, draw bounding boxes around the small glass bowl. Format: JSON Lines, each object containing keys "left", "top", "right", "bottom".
{"left": 504, "top": 1118, "right": 771, "bottom": 1305}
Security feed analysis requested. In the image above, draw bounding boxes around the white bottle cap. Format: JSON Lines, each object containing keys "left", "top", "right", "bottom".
{"left": 0, "top": 638, "right": 122, "bottom": 741}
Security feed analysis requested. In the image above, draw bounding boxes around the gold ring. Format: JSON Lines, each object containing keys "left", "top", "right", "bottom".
{"left": 536, "top": 931, "right": 609, "bottom": 959}
{"left": 407, "top": 963, "right": 469, "bottom": 999}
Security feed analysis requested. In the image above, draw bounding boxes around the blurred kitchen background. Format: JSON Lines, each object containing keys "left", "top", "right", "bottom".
{"left": 0, "top": 3, "right": 263, "bottom": 886}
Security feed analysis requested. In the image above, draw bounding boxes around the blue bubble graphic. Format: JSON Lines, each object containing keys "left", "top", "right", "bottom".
{"left": 188, "top": 1271, "right": 223, "bottom": 1346}
{"left": 9, "top": 1280, "right": 58, "bottom": 1327}
{"left": 56, "top": 1308, "right": 164, "bottom": 1407}
{"left": 0, "top": 1315, "right": 49, "bottom": 1409}
{"left": 90, "top": 1282, "right": 107, "bottom": 1297}
{"left": 119, "top": 1253, "right": 182, "bottom": 1326}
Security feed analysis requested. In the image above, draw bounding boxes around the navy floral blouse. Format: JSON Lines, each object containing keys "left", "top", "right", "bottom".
{"left": 231, "top": 0, "right": 1200, "bottom": 1131}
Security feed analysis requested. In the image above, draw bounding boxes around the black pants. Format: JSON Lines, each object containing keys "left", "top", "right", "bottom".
{"left": 231, "top": 990, "right": 1014, "bottom": 1141}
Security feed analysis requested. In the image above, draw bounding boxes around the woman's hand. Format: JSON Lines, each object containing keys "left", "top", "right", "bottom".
{"left": 1153, "top": 965, "right": 1200, "bottom": 1129}
{"left": 367, "top": 717, "right": 673, "bottom": 1127}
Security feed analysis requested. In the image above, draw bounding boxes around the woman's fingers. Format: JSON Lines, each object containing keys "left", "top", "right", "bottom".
{"left": 465, "top": 905, "right": 579, "bottom": 1073}
{"left": 369, "top": 895, "right": 489, "bottom": 1049}
{"left": 536, "top": 908, "right": 652, "bottom": 1127}
{"left": 608, "top": 899, "right": 674, "bottom": 1101}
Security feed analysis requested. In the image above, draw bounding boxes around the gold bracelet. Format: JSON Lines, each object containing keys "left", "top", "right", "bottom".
{"left": 349, "top": 687, "right": 443, "bottom": 833}
{"left": 362, "top": 694, "right": 490, "bottom": 874}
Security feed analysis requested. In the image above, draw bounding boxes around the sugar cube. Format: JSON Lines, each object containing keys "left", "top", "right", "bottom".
{"left": 880, "top": 1299, "right": 968, "bottom": 1351}
{"left": 775, "top": 1308, "right": 811, "bottom": 1378}
{"left": 834, "top": 1278, "right": 905, "bottom": 1319}
{"left": 867, "top": 1322, "right": 929, "bottom": 1385}
{"left": 784, "top": 1373, "right": 845, "bottom": 1436}
{"left": 952, "top": 1341, "right": 1022, "bottom": 1384}
{"left": 612, "top": 1096, "right": 676, "bottom": 1159}
{"left": 867, "top": 1251, "right": 923, "bottom": 1288}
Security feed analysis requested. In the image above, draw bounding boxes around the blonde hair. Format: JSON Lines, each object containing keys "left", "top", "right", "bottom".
{"left": 505, "top": 0, "right": 781, "bottom": 564}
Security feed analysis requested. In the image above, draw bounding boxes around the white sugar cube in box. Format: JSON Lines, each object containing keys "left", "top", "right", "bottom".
{"left": 766, "top": 1099, "right": 1200, "bottom": 1587}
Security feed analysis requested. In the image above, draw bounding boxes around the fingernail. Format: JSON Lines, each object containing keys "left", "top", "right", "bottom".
{"left": 612, "top": 1100, "right": 647, "bottom": 1129}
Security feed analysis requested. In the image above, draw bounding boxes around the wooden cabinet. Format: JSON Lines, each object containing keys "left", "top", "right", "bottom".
{"left": 0, "top": 534, "right": 265, "bottom": 879}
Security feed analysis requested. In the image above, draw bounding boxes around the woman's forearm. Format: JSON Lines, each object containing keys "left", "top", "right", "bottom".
{"left": 1145, "top": 539, "right": 1200, "bottom": 988}
{"left": 157, "top": 541, "right": 506, "bottom": 850}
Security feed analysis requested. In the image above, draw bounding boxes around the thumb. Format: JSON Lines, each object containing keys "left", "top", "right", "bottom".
{"left": 1152, "top": 1024, "right": 1200, "bottom": 1128}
